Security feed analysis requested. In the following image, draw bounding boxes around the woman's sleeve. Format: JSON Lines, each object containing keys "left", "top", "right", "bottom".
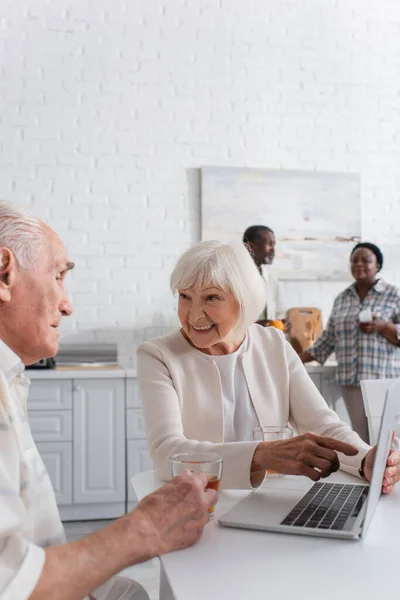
{"left": 285, "top": 341, "right": 370, "bottom": 477}
{"left": 137, "top": 343, "right": 260, "bottom": 489}
{"left": 307, "top": 305, "right": 337, "bottom": 364}
{"left": 391, "top": 288, "right": 400, "bottom": 340}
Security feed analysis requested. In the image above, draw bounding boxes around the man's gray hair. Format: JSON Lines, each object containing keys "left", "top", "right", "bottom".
{"left": 0, "top": 200, "right": 45, "bottom": 268}
{"left": 170, "top": 240, "right": 266, "bottom": 335}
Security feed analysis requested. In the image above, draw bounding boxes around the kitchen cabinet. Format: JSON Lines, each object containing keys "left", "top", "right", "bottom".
{"left": 305, "top": 366, "right": 351, "bottom": 427}
{"left": 28, "top": 379, "right": 73, "bottom": 410}
{"left": 127, "top": 440, "right": 154, "bottom": 512}
{"left": 73, "top": 379, "right": 126, "bottom": 515}
{"left": 36, "top": 441, "right": 73, "bottom": 506}
{"left": 126, "top": 377, "right": 154, "bottom": 512}
{"left": 307, "top": 372, "right": 321, "bottom": 391}
{"left": 321, "top": 373, "right": 350, "bottom": 425}
{"left": 28, "top": 379, "right": 73, "bottom": 517}
{"left": 28, "top": 375, "right": 127, "bottom": 520}
{"left": 28, "top": 410, "right": 73, "bottom": 443}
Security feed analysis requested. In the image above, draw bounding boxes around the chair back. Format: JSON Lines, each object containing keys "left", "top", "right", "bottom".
{"left": 130, "top": 470, "right": 161, "bottom": 502}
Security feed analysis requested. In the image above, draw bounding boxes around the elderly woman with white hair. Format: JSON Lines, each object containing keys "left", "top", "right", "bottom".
{"left": 138, "top": 240, "right": 400, "bottom": 492}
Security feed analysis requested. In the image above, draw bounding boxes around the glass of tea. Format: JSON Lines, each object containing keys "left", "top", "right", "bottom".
{"left": 170, "top": 452, "right": 223, "bottom": 516}
{"left": 252, "top": 426, "right": 294, "bottom": 478}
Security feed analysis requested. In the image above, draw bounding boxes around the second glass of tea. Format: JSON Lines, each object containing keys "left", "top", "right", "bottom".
{"left": 252, "top": 426, "right": 294, "bottom": 478}
{"left": 170, "top": 452, "right": 223, "bottom": 516}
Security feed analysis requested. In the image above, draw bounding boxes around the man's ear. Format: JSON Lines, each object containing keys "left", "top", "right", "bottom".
{"left": 0, "top": 247, "right": 16, "bottom": 302}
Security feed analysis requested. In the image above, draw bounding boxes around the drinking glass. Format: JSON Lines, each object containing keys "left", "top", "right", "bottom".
{"left": 252, "top": 426, "right": 294, "bottom": 478}
{"left": 170, "top": 452, "right": 223, "bottom": 515}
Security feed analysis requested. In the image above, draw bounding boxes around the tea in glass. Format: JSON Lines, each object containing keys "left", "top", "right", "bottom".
{"left": 170, "top": 452, "right": 223, "bottom": 515}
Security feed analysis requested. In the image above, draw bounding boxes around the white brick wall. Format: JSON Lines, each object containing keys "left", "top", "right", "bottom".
{"left": 1, "top": 0, "right": 400, "bottom": 363}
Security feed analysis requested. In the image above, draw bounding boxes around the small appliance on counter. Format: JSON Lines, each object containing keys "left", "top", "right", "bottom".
{"left": 25, "top": 345, "right": 119, "bottom": 370}
{"left": 26, "top": 358, "right": 56, "bottom": 369}
{"left": 54, "top": 344, "right": 118, "bottom": 368}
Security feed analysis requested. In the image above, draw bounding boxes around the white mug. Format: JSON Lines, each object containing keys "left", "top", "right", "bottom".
{"left": 359, "top": 308, "right": 373, "bottom": 323}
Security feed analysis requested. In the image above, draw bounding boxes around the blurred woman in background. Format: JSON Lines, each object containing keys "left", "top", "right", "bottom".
{"left": 301, "top": 243, "right": 400, "bottom": 443}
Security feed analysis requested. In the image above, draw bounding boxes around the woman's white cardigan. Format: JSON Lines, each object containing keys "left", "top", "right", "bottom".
{"left": 137, "top": 324, "right": 370, "bottom": 489}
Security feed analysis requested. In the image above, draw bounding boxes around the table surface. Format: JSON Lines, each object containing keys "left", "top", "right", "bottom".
{"left": 133, "top": 472, "right": 400, "bottom": 600}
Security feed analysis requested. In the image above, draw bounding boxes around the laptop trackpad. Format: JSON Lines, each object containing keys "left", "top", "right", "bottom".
{"left": 219, "top": 478, "right": 311, "bottom": 529}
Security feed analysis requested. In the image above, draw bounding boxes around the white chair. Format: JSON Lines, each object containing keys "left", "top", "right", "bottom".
{"left": 130, "top": 470, "right": 162, "bottom": 503}
{"left": 360, "top": 378, "right": 398, "bottom": 446}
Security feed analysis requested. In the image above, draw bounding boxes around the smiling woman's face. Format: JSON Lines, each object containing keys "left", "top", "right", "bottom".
{"left": 350, "top": 247, "right": 380, "bottom": 284}
{"left": 177, "top": 285, "right": 240, "bottom": 353}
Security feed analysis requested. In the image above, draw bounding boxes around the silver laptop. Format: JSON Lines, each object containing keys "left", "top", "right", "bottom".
{"left": 219, "top": 378, "right": 400, "bottom": 540}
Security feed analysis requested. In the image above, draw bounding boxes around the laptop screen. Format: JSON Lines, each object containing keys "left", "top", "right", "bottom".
{"left": 360, "top": 378, "right": 400, "bottom": 535}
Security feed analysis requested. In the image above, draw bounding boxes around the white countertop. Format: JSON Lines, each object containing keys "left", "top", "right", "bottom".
{"left": 305, "top": 362, "right": 337, "bottom": 373}
{"left": 25, "top": 364, "right": 334, "bottom": 379}
{"left": 124, "top": 368, "right": 138, "bottom": 378}
{"left": 26, "top": 366, "right": 127, "bottom": 379}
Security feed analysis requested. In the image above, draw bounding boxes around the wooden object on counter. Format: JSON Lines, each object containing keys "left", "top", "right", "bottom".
{"left": 287, "top": 307, "right": 323, "bottom": 354}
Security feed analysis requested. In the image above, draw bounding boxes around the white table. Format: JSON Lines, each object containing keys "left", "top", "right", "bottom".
{"left": 131, "top": 472, "right": 400, "bottom": 600}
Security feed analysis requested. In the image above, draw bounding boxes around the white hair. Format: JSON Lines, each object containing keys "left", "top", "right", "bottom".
{"left": 170, "top": 240, "right": 266, "bottom": 334}
{"left": 0, "top": 200, "right": 46, "bottom": 268}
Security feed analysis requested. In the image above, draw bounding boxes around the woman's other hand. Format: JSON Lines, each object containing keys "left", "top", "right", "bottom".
{"left": 251, "top": 433, "right": 358, "bottom": 482}
{"left": 363, "top": 442, "right": 400, "bottom": 493}
{"left": 359, "top": 317, "right": 400, "bottom": 345}
{"left": 359, "top": 316, "right": 386, "bottom": 335}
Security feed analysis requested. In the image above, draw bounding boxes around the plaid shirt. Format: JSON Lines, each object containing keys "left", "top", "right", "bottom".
{"left": 308, "top": 279, "right": 400, "bottom": 385}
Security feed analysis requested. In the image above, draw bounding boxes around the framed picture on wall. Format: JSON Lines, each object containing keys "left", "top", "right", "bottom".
{"left": 201, "top": 166, "right": 361, "bottom": 281}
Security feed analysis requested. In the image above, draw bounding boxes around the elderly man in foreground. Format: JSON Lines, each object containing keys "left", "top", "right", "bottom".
{"left": 0, "top": 200, "right": 216, "bottom": 600}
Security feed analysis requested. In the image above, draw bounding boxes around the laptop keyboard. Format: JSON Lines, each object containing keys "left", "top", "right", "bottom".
{"left": 280, "top": 482, "right": 369, "bottom": 531}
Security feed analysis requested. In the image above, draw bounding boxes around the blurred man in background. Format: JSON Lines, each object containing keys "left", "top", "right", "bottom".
{"left": 243, "top": 225, "right": 289, "bottom": 330}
